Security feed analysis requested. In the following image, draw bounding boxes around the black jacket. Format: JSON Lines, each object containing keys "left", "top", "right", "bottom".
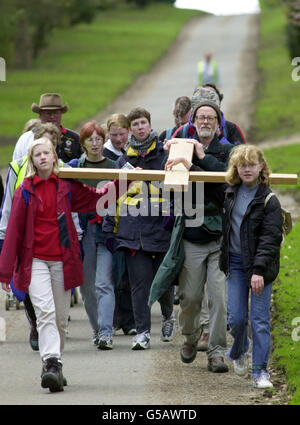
{"left": 57, "top": 127, "right": 82, "bottom": 163}
{"left": 102, "top": 140, "right": 171, "bottom": 253}
{"left": 222, "top": 120, "right": 246, "bottom": 145}
{"left": 219, "top": 183, "right": 283, "bottom": 286}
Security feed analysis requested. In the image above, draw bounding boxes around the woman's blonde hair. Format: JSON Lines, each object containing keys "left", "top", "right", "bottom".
{"left": 226, "top": 144, "right": 271, "bottom": 186}
{"left": 25, "top": 137, "right": 60, "bottom": 179}
{"left": 34, "top": 122, "right": 61, "bottom": 147}
{"left": 22, "top": 118, "right": 41, "bottom": 134}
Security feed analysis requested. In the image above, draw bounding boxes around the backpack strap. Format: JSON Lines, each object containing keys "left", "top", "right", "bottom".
{"left": 21, "top": 186, "right": 30, "bottom": 206}
{"left": 264, "top": 192, "right": 275, "bottom": 207}
{"left": 21, "top": 181, "right": 72, "bottom": 206}
{"left": 165, "top": 127, "right": 173, "bottom": 140}
{"left": 181, "top": 123, "right": 189, "bottom": 138}
{"left": 67, "top": 181, "right": 72, "bottom": 204}
{"left": 264, "top": 192, "right": 293, "bottom": 237}
{"left": 221, "top": 113, "right": 228, "bottom": 139}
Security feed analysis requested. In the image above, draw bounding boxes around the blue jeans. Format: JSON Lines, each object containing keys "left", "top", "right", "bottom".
{"left": 227, "top": 254, "right": 272, "bottom": 377}
{"left": 81, "top": 223, "right": 115, "bottom": 336}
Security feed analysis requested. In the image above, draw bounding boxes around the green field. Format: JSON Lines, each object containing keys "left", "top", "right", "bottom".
{"left": 0, "top": 3, "right": 202, "bottom": 143}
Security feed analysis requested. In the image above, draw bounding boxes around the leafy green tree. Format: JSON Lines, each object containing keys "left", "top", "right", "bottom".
{"left": 0, "top": 0, "right": 18, "bottom": 66}
{"left": 282, "top": 0, "right": 300, "bottom": 58}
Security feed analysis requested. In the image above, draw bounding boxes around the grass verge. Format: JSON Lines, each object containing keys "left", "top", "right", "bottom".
{"left": 272, "top": 222, "right": 300, "bottom": 405}
{"left": 263, "top": 143, "right": 300, "bottom": 200}
{"left": 254, "top": 4, "right": 300, "bottom": 141}
{"left": 263, "top": 141, "right": 300, "bottom": 404}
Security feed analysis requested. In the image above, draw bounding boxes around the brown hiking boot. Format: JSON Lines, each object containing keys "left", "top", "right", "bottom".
{"left": 197, "top": 332, "right": 209, "bottom": 352}
{"left": 207, "top": 357, "right": 229, "bottom": 373}
{"left": 180, "top": 342, "right": 197, "bottom": 364}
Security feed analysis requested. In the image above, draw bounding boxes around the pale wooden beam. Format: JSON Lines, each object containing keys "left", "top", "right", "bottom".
{"left": 163, "top": 139, "right": 194, "bottom": 191}
{"left": 58, "top": 168, "right": 166, "bottom": 181}
{"left": 58, "top": 168, "right": 298, "bottom": 185}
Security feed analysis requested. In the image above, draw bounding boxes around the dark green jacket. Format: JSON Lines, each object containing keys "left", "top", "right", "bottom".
{"left": 148, "top": 215, "right": 185, "bottom": 307}
{"left": 148, "top": 135, "right": 233, "bottom": 307}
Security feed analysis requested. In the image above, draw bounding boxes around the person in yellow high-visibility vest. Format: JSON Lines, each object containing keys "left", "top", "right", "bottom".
{"left": 197, "top": 52, "right": 219, "bottom": 86}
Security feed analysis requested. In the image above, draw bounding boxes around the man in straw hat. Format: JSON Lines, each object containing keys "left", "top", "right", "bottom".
{"left": 13, "top": 93, "right": 82, "bottom": 163}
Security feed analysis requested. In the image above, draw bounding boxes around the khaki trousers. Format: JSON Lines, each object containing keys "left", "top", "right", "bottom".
{"left": 178, "top": 239, "right": 227, "bottom": 358}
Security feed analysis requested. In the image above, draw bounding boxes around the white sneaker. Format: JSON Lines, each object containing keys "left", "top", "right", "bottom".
{"left": 161, "top": 316, "right": 176, "bottom": 342}
{"left": 97, "top": 334, "right": 113, "bottom": 350}
{"left": 253, "top": 371, "right": 273, "bottom": 389}
{"left": 233, "top": 353, "right": 249, "bottom": 376}
{"left": 132, "top": 331, "right": 150, "bottom": 350}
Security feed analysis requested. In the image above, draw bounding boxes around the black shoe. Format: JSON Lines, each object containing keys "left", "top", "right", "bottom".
{"left": 123, "top": 328, "right": 137, "bottom": 336}
{"left": 41, "top": 357, "right": 64, "bottom": 392}
{"left": 29, "top": 322, "right": 39, "bottom": 351}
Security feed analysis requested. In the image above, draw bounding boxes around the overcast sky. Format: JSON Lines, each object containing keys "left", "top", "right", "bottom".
{"left": 175, "top": 0, "right": 260, "bottom": 15}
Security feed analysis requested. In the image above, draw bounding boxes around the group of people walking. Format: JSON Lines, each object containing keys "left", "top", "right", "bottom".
{"left": 0, "top": 81, "right": 283, "bottom": 393}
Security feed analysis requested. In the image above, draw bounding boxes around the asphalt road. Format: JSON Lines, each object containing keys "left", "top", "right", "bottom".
{"left": 0, "top": 13, "right": 262, "bottom": 406}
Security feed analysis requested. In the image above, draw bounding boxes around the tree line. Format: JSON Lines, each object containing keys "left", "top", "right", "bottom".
{"left": 0, "top": 0, "right": 175, "bottom": 69}
{"left": 282, "top": 0, "right": 300, "bottom": 58}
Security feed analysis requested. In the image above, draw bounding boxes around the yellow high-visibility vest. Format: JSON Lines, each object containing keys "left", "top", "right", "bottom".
{"left": 197, "top": 60, "right": 218, "bottom": 84}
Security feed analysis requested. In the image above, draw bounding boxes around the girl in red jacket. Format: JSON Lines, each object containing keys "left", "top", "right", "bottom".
{"left": 0, "top": 137, "right": 125, "bottom": 393}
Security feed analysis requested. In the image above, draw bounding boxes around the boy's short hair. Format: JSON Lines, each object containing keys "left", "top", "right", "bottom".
{"left": 127, "top": 107, "right": 151, "bottom": 126}
{"left": 107, "top": 114, "right": 130, "bottom": 131}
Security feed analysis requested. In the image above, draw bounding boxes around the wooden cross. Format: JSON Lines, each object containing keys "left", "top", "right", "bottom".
{"left": 58, "top": 139, "right": 298, "bottom": 188}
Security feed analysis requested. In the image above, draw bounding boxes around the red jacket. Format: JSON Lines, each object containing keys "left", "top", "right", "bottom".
{"left": 0, "top": 176, "right": 122, "bottom": 292}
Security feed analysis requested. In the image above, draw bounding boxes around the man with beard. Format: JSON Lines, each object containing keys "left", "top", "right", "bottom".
{"left": 165, "top": 100, "right": 233, "bottom": 372}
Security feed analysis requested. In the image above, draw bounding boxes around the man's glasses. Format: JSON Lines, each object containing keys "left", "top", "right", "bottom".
{"left": 194, "top": 115, "right": 217, "bottom": 123}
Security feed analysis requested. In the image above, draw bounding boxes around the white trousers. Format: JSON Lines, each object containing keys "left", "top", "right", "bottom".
{"left": 28, "top": 258, "right": 71, "bottom": 361}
